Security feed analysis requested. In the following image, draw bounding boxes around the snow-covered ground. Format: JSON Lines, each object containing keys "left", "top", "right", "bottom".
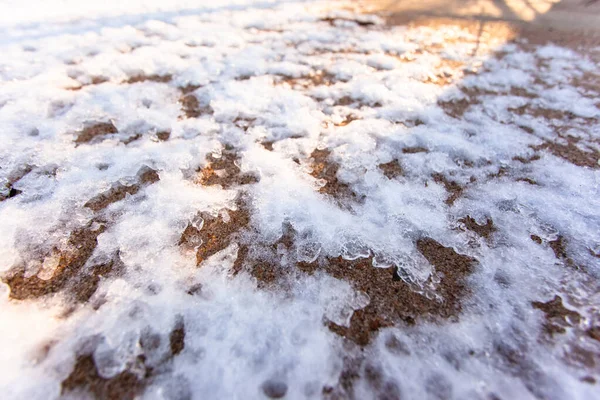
{"left": 1, "top": 0, "right": 599, "bottom": 399}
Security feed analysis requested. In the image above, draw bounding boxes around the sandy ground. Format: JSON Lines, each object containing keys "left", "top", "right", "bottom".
{"left": 366, "top": 0, "right": 600, "bottom": 50}
{"left": 367, "top": 0, "right": 600, "bottom": 32}
{"left": 1, "top": 0, "right": 600, "bottom": 399}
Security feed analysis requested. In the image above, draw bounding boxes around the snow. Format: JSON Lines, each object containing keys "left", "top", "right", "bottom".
{"left": 0, "top": 0, "right": 599, "bottom": 399}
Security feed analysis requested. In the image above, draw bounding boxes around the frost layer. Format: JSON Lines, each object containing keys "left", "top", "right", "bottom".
{"left": 0, "top": 1, "right": 599, "bottom": 399}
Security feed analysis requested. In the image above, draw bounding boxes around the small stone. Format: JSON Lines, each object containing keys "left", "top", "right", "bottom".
{"left": 262, "top": 379, "right": 287, "bottom": 398}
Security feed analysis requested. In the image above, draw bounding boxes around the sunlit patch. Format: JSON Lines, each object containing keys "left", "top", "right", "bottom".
{"left": 2, "top": 220, "right": 110, "bottom": 302}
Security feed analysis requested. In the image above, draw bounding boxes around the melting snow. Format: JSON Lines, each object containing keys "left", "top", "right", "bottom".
{"left": 0, "top": 0, "right": 599, "bottom": 399}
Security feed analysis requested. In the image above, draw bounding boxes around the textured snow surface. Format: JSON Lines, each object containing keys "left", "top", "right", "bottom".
{"left": 1, "top": 0, "right": 599, "bottom": 399}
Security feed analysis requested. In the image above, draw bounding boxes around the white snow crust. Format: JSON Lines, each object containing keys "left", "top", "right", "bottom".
{"left": 0, "top": 1, "right": 599, "bottom": 399}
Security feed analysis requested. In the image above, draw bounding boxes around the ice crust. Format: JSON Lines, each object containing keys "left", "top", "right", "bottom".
{"left": 0, "top": 1, "right": 599, "bottom": 399}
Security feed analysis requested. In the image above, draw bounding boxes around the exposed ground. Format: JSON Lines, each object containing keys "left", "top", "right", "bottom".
{"left": 0, "top": 0, "right": 599, "bottom": 399}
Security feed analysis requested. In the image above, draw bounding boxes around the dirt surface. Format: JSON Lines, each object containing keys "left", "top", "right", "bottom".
{"left": 178, "top": 149, "right": 259, "bottom": 266}
{"left": 534, "top": 138, "right": 600, "bottom": 169}
{"left": 61, "top": 316, "right": 187, "bottom": 399}
{"left": 298, "top": 238, "right": 477, "bottom": 346}
{"left": 432, "top": 173, "right": 465, "bottom": 206}
{"left": 310, "top": 148, "right": 359, "bottom": 204}
{"left": 230, "top": 222, "right": 296, "bottom": 289}
{"left": 75, "top": 122, "right": 118, "bottom": 145}
{"left": 125, "top": 74, "right": 172, "bottom": 84}
{"left": 195, "top": 148, "right": 259, "bottom": 189}
{"left": 378, "top": 160, "right": 404, "bottom": 179}
{"left": 370, "top": 0, "right": 600, "bottom": 35}
{"left": 2, "top": 220, "right": 109, "bottom": 301}
{"left": 179, "top": 200, "right": 251, "bottom": 266}
{"left": 368, "top": 0, "right": 600, "bottom": 172}
{"left": 2, "top": 166, "right": 159, "bottom": 303}
{"left": 370, "top": 0, "right": 600, "bottom": 58}
{"left": 532, "top": 295, "right": 582, "bottom": 336}
{"left": 3, "top": 1, "right": 599, "bottom": 398}
{"left": 179, "top": 93, "right": 213, "bottom": 119}
{"left": 305, "top": 238, "right": 478, "bottom": 398}
{"left": 169, "top": 316, "right": 186, "bottom": 356}
{"left": 85, "top": 166, "right": 160, "bottom": 212}
{"left": 459, "top": 216, "right": 496, "bottom": 239}
{"left": 61, "top": 354, "right": 144, "bottom": 400}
